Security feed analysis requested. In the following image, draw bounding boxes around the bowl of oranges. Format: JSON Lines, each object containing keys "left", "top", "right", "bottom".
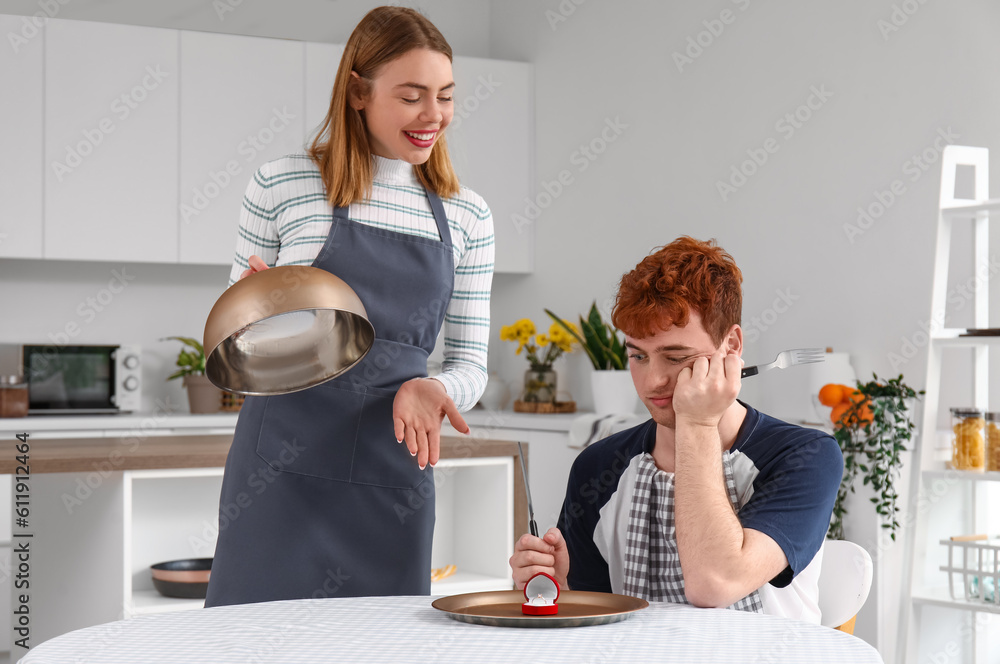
{"left": 817, "top": 383, "right": 874, "bottom": 429}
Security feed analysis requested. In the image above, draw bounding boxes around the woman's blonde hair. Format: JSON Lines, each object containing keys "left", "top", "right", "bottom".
{"left": 308, "top": 6, "right": 460, "bottom": 206}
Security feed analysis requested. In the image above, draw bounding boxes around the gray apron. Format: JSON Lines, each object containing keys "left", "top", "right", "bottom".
{"left": 205, "top": 187, "right": 454, "bottom": 606}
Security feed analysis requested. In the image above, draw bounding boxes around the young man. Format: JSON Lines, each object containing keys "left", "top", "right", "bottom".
{"left": 509, "top": 236, "right": 842, "bottom": 622}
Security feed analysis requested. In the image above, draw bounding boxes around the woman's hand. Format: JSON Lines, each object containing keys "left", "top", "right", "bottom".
{"left": 509, "top": 527, "right": 570, "bottom": 590}
{"left": 238, "top": 254, "right": 270, "bottom": 281}
{"left": 393, "top": 378, "right": 469, "bottom": 469}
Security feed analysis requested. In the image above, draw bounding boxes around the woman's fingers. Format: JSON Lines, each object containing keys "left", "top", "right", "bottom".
{"left": 247, "top": 254, "right": 269, "bottom": 272}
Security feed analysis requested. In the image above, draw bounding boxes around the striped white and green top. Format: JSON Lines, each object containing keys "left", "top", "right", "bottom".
{"left": 229, "top": 154, "right": 494, "bottom": 411}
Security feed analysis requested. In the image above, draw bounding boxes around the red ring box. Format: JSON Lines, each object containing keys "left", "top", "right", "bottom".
{"left": 522, "top": 572, "right": 560, "bottom": 615}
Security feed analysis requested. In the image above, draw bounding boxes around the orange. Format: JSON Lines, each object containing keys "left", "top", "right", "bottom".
{"left": 854, "top": 402, "right": 874, "bottom": 426}
{"left": 830, "top": 402, "right": 851, "bottom": 427}
{"left": 818, "top": 384, "right": 844, "bottom": 407}
{"left": 846, "top": 390, "right": 866, "bottom": 406}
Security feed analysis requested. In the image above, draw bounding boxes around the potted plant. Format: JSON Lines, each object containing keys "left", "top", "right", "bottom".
{"left": 546, "top": 303, "right": 635, "bottom": 415}
{"left": 821, "top": 374, "right": 922, "bottom": 541}
{"left": 164, "top": 336, "right": 222, "bottom": 414}
{"left": 499, "top": 317, "right": 578, "bottom": 409}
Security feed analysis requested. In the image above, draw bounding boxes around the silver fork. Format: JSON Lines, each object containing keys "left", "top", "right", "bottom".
{"left": 741, "top": 348, "right": 825, "bottom": 378}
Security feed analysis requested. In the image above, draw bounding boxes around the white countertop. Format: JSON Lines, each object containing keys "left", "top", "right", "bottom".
{"left": 0, "top": 407, "right": 586, "bottom": 437}
{"left": 459, "top": 407, "right": 589, "bottom": 433}
{"left": 0, "top": 411, "right": 240, "bottom": 437}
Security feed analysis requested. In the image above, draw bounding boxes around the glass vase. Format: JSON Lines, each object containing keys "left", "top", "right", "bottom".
{"left": 523, "top": 366, "right": 557, "bottom": 403}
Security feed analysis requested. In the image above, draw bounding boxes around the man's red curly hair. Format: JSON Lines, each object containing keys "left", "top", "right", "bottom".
{"left": 612, "top": 236, "right": 742, "bottom": 345}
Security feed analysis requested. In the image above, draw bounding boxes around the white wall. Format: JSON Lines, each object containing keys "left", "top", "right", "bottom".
{"left": 487, "top": 1, "right": 1000, "bottom": 661}
{"left": 0, "top": 0, "right": 492, "bottom": 57}
{"left": 0, "top": 259, "right": 232, "bottom": 412}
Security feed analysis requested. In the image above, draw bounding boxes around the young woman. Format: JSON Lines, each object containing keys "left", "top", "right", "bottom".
{"left": 205, "top": 6, "right": 494, "bottom": 606}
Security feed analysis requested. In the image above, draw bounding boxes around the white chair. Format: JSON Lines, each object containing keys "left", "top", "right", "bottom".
{"left": 817, "top": 539, "right": 874, "bottom": 635}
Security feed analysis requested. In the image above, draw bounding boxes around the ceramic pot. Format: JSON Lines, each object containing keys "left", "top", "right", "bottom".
{"left": 183, "top": 374, "right": 223, "bottom": 414}
{"left": 590, "top": 370, "right": 638, "bottom": 415}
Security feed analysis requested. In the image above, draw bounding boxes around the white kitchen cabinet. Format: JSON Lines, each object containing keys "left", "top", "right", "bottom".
{"left": 448, "top": 57, "right": 534, "bottom": 274}
{"left": 0, "top": 14, "right": 43, "bottom": 259}
{"left": 44, "top": 19, "right": 179, "bottom": 263}
{"left": 179, "top": 31, "right": 306, "bottom": 266}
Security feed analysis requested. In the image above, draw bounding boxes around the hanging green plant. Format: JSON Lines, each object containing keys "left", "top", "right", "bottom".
{"left": 826, "top": 373, "right": 922, "bottom": 542}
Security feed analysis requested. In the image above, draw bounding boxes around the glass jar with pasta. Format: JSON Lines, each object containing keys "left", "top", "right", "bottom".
{"left": 950, "top": 408, "right": 985, "bottom": 471}
{"left": 985, "top": 412, "right": 1000, "bottom": 472}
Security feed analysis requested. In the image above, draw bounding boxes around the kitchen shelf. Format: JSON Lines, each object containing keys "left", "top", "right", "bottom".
{"left": 131, "top": 590, "right": 205, "bottom": 616}
{"left": 922, "top": 470, "right": 1000, "bottom": 483}
{"left": 431, "top": 571, "right": 512, "bottom": 595}
{"left": 941, "top": 199, "right": 1000, "bottom": 218}
{"left": 124, "top": 468, "right": 225, "bottom": 619}
{"left": 930, "top": 335, "right": 1000, "bottom": 348}
{"left": 911, "top": 587, "right": 1000, "bottom": 615}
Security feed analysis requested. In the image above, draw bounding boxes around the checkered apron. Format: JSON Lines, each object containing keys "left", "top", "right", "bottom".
{"left": 621, "top": 451, "right": 762, "bottom": 612}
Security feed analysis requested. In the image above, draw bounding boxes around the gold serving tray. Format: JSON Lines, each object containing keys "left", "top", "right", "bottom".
{"left": 432, "top": 590, "right": 648, "bottom": 628}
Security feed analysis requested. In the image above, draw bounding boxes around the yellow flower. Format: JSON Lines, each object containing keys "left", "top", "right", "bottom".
{"left": 499, "top": 325, "right": 515, "bottom": 342}
{"left": 515, "top": 318, "right": 536, "bottom": 337}
{"left": 548, "top": 321, "right": 578, "bottom": 353}
{"left": 536, "top": 334, "right": 550, "bottom": 347}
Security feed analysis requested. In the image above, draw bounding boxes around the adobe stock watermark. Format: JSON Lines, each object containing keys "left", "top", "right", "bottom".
{"left": 181, "top": 106, "right": 296, "bottom": 224}
{"left": 716, "top": 85, "right": 833, "bottom": 202}
{"left": 843, "top": 126, "right": 959, "bottom": 244}
{"left": 887, "top": 253, "right": 1000, "bottom": 370}
{"left": 545, "top": 0, "right": 587, "bottom": 32}
{"left": 511, "top": 116, "right": 629, "bottom": 233}
{"left": 213, "top": 0, "right": 244, "bottom": 22}
{"left": 51, "top": 65, "right": 170, "bottom": 183}
{"left": 448, "top": 74, "right": 501, "bottom": 132}
{"left": 877, "top": 0, "right": 932, "bottom": 42}
{"left": 671, "top": 0, "right": 753, "bottom": 74}
{"left": 7, "top": 0, "right": 71, "bottom": 54}
{"left": 743, "top": 288, "right": 799, "bottom": 343}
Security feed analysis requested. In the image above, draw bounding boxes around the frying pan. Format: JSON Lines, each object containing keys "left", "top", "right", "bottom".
{"left": 203, "top": 266, "right": 376, "bottom": 396}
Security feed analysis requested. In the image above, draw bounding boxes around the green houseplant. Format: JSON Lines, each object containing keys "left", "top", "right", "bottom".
{"left": 546, "top": 303, "right": 636, "bottom": 415}
{"left": 826, "top": 374, "right": 922, "bottom": 542}
{"left": 164, "top": 336, "right": 221, "bottom": 414}
{"left": 545, "top": 302, "right": 627, "bottom": 371}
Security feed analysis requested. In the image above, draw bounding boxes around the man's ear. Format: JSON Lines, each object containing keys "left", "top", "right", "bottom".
{"left": 725, "top": 324, "right": 743, "bottom": 356}
{"left": 348, "top": 71, "right": 367, "bottom": 111}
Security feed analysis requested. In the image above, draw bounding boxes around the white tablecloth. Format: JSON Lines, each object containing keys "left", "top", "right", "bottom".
{"left": 19, "top": 595, "right": 883, "bottom": 663}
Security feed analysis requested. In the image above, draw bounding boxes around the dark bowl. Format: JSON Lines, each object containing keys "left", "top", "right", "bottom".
{"left": 150, "top": 558, "right": 212, "bottom": 599}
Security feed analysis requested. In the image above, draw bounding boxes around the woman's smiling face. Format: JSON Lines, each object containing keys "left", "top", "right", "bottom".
{"left": 352, "top": 48, "right": 455, "bottom": 165}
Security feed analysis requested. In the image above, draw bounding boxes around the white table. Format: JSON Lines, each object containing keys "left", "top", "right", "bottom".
{"left": 18, "top": 595, "right": 884, "bottom": 663}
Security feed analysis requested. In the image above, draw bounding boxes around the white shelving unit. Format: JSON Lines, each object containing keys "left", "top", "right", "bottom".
{"left": 430, "top": 456, "right": 515, "bottom": 595}
{"left": 897, "top": 146, "right": 1000, "bottom": 663}
{"left": 124, "top": 468, "right": 224, "bottom": 617}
